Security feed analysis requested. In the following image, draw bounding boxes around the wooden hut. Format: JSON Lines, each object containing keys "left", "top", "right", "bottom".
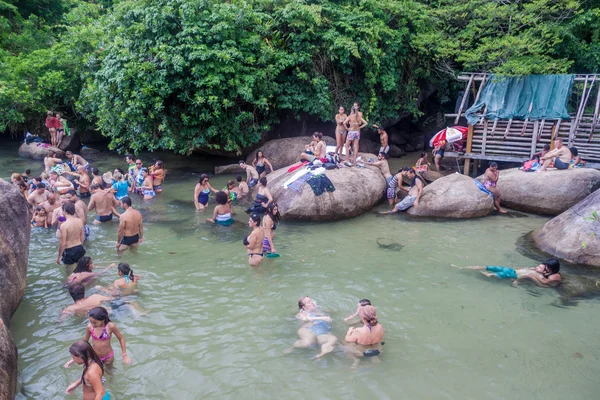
{"left": 445, "top": 73, "right": 600, "bottom": 174}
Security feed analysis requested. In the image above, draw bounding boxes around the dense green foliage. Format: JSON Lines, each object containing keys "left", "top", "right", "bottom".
{"left": 1, "top": 0, "right": 599, "bottom": 153}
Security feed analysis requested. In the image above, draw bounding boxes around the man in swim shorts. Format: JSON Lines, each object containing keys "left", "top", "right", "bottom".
{"left": 368, "top": 153, "right": 394, "bottom": 204}
{"left": 380, "top": 167, "right": 423, "bottom": 213}
{"left": 301, "top": 132, "right": 327, "bottom": 163}
{"left": 57, "top": 202, "right": 86, "bottom": 265}
{"left": 539, "top": 138, "right": 573, "bottom": 172}
{"left": 88, "top": 184, "right": 120, "bottom": 224}
{"left": 239, "top": 161, "right": 260, "bottom": 189}
{"left": 374, "top": 125, "right": 389, "bottom": 155}
{"left": 67, "top": 190, "right": 90, "bottom": 241}
{"left": 116, "top": 196, "right": 143, "bottom": 252}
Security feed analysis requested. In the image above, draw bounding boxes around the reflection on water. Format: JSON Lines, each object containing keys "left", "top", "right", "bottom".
{"left": 2, "top": 142, "right": 600, "bottom": 400}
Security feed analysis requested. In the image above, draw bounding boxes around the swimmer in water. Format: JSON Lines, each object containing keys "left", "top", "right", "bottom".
{"left": 206, "top": 191, "right": 234, "bottom": 226}
{"left": 454, "top": 258, "right": 561, "bottom": 287}
{"left": 288, "top": 296, "right": 337, "bottom": 359}
{"left": 62, "top": 283, "right": 113, "bottom": 317}
{"left": 65, "top": 306, "right": 132, "bottom": 368}
{"left": 343, "top": 299, "right": 372, "bottom": 323}
{"left": 31, "top": 206, "right": 48, "bottom": 228}
{"left": 245, "top": 214, "right": 265, "bottom": 266}
{"left": 66, "top": 257, "right": 116, "bottom": 287}
{"left": 65, "top": 340, "right": 110, "bottom": 399}
{"left": 344, "top": 305, "right": 384, "bottom": 368}
{"left": 194, "top": 174, "right": 217, "bottom": 211}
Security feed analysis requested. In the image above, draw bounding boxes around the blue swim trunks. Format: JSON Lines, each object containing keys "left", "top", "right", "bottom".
{"left": 486, "top": 266, "right": 518, "bottom": 279}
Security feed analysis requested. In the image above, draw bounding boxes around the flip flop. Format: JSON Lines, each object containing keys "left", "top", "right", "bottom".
{"left": 266, "top": 252, "right": 280, "bottom": 258}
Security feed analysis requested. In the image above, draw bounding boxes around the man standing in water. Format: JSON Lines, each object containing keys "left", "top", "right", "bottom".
{"left": 88, "top": 184, "right": 120, "bottom": 224}
{"left": 239, "top": 161, "right": 260, "bottom": 190}
{"left": 40, "top": 192, "right": 59, "bottom": 226}
{"left": 379, "top": 167, "right": 424, "bottom": 213}
{"left": 125, "top": 154, "right": 136, "bottom": 186}
{"left": 374, "top": 125, "right": 389, "bottom": 155}
{"left": 116, "top": 197, "right": 143, "bottom": 252}
{"left": 134, "top": 159, "right": 144, "bottom": 193}
{"left": 27, "top": 182, "right": 49, "bottom": 208}
{"left": 67, "top": 190, "right": 90, "bottom": 241}
{"left": 57, "top": 202, "right": 85, "bottom": 265}
{"left": 73, "top": 165, "right": 91, "bottom": 198}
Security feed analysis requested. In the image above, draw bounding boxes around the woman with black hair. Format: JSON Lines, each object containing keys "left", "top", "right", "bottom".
{"left": 454, "top": 258, "right": 562, "bottom": 287}
{"left": 262, "top": 202, "right": 280, "bottom": 254}
{"left": 483, "top": 162, "right": 507, "bottom": 214}
{"left": 207, "top": 191, "right": 234, "bottom": 226}
{"left": 252, "top": 150, "right": 273, "bottom": 178}
{"left": 245, "top": 214, "right": 265, "bottom": 266}
{"left": 66, "top": 257, "right": 116, "bottom": 286}
{"left": 65, "top": 340, "right": 109, "bottom": 399}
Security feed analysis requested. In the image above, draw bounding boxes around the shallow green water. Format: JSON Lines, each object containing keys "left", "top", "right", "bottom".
{"left": 3, "top": 142, "right": 600, "bottom": 400}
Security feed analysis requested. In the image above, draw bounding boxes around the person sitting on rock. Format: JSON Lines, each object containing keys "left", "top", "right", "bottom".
{"left": 368, "top": 152, "right": 394, "bottom": 205}
{"left": 538, "top": 138, "right": 572, "bottom": 172}
{"left": 483, "top": 162, "right": 507, "bottom": 214}
{"left": 373, "top": 125, "right": 389, "bottom": 155}
{"left": 380, "top": 167, "right": 423, "bottom": 213}
{"left": 239, "top": 161, "right": 260, "bottom": 190}
{"left": 453, "top": 258, "right": 561, "bottom": 288}
{"left": 65, "top": 151, "right": 89, "bottom": 172}
{"left": 415, "top": 152, "right": 431, "bottom": 172}
{"left": 301, "top": 132, "right": 327, "bottom": 163}
{"left": 569, "top": 147, "right": 586, "bottom": 168}
{"left": 531, "top": 144, "right": 550, "bottom": 162}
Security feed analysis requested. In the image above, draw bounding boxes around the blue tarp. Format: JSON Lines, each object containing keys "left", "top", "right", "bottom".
{"left": 465, "top": 74, "right": 575, "bottom": 126}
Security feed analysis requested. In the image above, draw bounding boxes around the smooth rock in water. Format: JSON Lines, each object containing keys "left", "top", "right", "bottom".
{"left": 58, "top": 130, "right": 80, "bottom": 152}
{"left": 419, "top": 170, "right": 443, "bottom": 184}
{"left": 18, "top": 143, "right": 64, "bottom": 160}
{"left": 358, "top": 139, "right": 379, "bottom": 154}
{"left": 215, "top": 164, "right": 244, "bottom": 175}
{"left": 479, "top": 168, "right": 600, "bottom": 215}
{"left": 407, "top": 174, "right": 494, "bottom": 218}
{"left": 410, "top": 134, "right": 425, "bottom": 151}
{"left": 0, "top": 179, "right": 30, "bottom": 399}
{"left": 267, "top": 154, "right": 385, "bottom": 221}
{"left": 388, "top": 144, "right": 405, "bottom": 158}
{"left": 245, "top": 136, "right": 335, "bottom": 171}
{"left": 80, "top": 147, "right": 102, "bottom": 160}
{"left": 405, "top": 143, "right": 416, "bottom": 152}
{"left": 376, "top": 238, "right": 403, "bottom": 251}
{"left": 533, "top": 190, "right": 600, "bottom": 267}
{"left": 389, "top": 131, "right": 407, "bottom": 146}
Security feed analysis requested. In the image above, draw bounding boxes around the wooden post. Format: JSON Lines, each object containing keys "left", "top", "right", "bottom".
{"left": 464, "top": 125, "right": 474, "bottom": 176}
{"left": 482, "top": 119, "right": 488, "bottom": 154}
{"left": 455, "top": 74, "right": 475, "bottom": 124}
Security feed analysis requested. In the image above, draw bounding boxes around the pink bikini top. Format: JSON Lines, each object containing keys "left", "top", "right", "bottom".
{"left": 90, "top": 324, "right": 111, "bottom": 341}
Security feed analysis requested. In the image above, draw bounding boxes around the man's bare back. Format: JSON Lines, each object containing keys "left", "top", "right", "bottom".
{"left": 117, "top": 205, "right": 143, "bottom": 251}
{"left": 89, "top": 190, "right": 118, "bottom": 220}
{"left": 62, "top": 294, "right": 112, "bottom": 316}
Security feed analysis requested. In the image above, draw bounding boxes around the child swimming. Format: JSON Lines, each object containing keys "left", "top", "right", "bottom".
{"left": 343, "top": 299, "right": 372, "bottom": 323}
{"left": 31, "top": 206, "right": 48, "bottom": 228}
{"left": 65, "top": 306, "right": 132, "bottom": 367}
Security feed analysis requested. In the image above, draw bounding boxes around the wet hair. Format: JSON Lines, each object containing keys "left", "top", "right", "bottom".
{"left": 88, "top": 306, "right": 111, "bottom": 325}
{"left": 358, "top": 305, "right": 378, "bottom": 326}
{"left": 118, "top": 262, "right": 135, "bottom": 282}
{"left": 259, "top": 176, "right": 268, "bottom": 186}
{"left": 255, "top": 150, "right": 264, "bottom": 163}
{"left": 69, "top": 340, "right": 104, "bottom": 385}
{"left": 121, "top": 196, "right": 132, "bottom": 207}
{"left": 90, "top": 167, "right": 99, "bottom": 176}
{"left": 62, "top": 202, "right": 75, "bottom": 215}
{"left": 236, "top": 175, "right": 243, "bottom": 182}
{"left": 312, "top": 132, "right": 323, "bottom": 140}
{"left": 66, "top": 189, "right": 77, "bottom": 197}
{"left": 69, "top": 283, "right": 85, "bottom": 301}
{"left": 238, "top": 160, "right": 246, "bottom": 166}
{"left": 420, "top": 151, "right": 427, "bottom": 158}
{"left": 543, "top": 258, "right": 560, "bottom": 276}
{"left": 570, "top": 147, "right": 578, "bottom": 156}
{"left": 298, "top": 296, "right": 310, "bottom": 310}
{"left": 406, "top": 167, "right": 416, "bottom": 175}
{"left": 250, "top": 213, "right": 262, "bottom": 226}
{"left": 265, "top": 202, "right": 280, "bottom": 224}
{"left": 359, "top": 299, "right": 372, "bottom": 306}
{"left": 37, "top": 182, "right": 47, "bottom": 190}
{"left": 90, "top": 183, "right": 101, "bottom": 191}
{"left": 542, "top": 144, "right": 550, "bottom": 151}
{"left": 74, "top": 256, "right": 93, "bottom": 273}
{"left": 489, "top": 162, "right": 498, "bottom": 168}
{"left": 199, "top": 174, "right": 210, "bottom": 184}
{"left": 156, "top": 160, "right": 164, "bottom": 169}
{"left": 378, "top": 152, "right": 389, "bottom": 159}
{"left": 25, "top": 169, "right": 31, "bottom": 175}
{"left": 227, "top": 179, "right": 235, "bottom": 188}
{"left": 215, "top": 190, "right": 228, "bottom": 205}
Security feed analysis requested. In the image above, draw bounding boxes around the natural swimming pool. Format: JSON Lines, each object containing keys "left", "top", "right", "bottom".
{"left": 3, "top": 142, "right": 600, "bottom": 400}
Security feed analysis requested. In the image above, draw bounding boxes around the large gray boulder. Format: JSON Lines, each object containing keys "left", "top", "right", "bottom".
{"left": 533, "top": 190, "right": 600, "bottom": 267}
{"left": 245, "top": 136, "right": 335, "bottom": 171}
{"left": 479, "top": 168, "right": 600, "bottom": 215}
{"left": 0, "top": 179, "right": 30, "bottom": 399}
{"left": 58, "top": 129, "right": 80, "bottom": 152}
{"left": 267, "top": 154, "right": 385, "bottom": 221}
{"left": 18, "top": 143, "right": 64, "bottom": 160}
{"left": 407, "top": 174, "right": 494, "bottom": 218}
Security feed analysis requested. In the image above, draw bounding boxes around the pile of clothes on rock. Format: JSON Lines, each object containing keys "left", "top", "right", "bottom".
{"left": 284, "top": 160, "right": 336, "bottom": 196}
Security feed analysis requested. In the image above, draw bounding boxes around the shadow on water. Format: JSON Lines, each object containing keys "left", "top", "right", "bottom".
{"left": 517, "top": 231, "right": 600, "bottom": 306}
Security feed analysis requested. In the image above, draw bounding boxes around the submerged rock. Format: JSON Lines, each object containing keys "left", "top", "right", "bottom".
{"left": 376, "top": 238, "right": 403, "bottom": 251}
{"left": 245, "top": 136, "right": 335, "bottom": 171}
{"left": 267, "top": 155, "right": 385, "bottom": 221}
{"left": 18, "top": 142, "right": 64, "bottom": 160}
{"left": 215, "top": 164, "right": 244, "bottom": 175}
{"left": 0, "top": 179, "right": 30, "bottom": 399}
{"left": 407, "top": 174, "right": 494, "bottom": 218}
{"left": 533, "top": 190, "right": 600, "bottom": 267}
{"left": 481, "top": 167, "right": 600, "bottom": 215}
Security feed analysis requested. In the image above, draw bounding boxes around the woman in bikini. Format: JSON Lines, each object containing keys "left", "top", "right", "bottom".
{"left": 65, "top": 306, "right": 132, "bottom": 369}
{"left": 344, "top": 305, "right": 384, "bottom": 368}
{"left": 334, "top": 106, "right": 348, "bottom": 158}
{"left": 288, "top": 296, "right": 337, "bottom": 359}
{"left": 206, "top": 191, "right": 235, "bottom": 226}
{"left": 149, "top": 160, "right": 165, "bottom": 193}
{"left": 252, "top": 150, "right": 273, "bottom": 178}
{"left": 415, "top": 152, "right": 431, "bottom": 172}
{"left": 483, "top": 162, "right": 507, "bottom": 214}
{"left": 262, "top": 202, "right": 280, "bottom": 255}
{"left": 245, "top": 214, "right": 265, "bottom": 266}
{"left": 45, "top": 111, "right": 58, "bottom": 147}
{"left": 66, "top": 257, "right": 116, "bottom": 287}
{"left": 194, "top": 174, "right": 218, "bottom": 211}
{"left": 247, "top": 177, "right": 273, "bottom": 215}
{"left": 65, "top": 340, "right": 110, "bottom": 400}
{"left": 140, "top": 168, "right": 155, "bottom": 200}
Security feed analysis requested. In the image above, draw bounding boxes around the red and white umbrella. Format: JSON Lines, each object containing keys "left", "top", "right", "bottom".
{"left": 429, "top": 126, "right": 469, "bottom": 148}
